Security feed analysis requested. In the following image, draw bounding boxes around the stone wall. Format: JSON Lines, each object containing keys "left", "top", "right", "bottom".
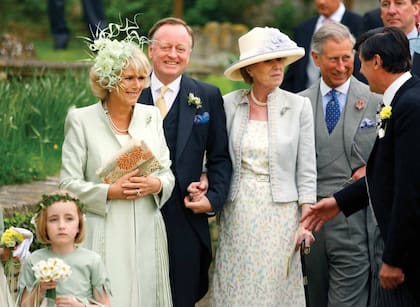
{"left": 190, "top": 22, "right": 249, "bottom": 73}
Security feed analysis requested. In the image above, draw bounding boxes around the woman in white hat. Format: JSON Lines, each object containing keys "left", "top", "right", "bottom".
{"left": 211, "top": 27, "right": 317, "bottom": 306}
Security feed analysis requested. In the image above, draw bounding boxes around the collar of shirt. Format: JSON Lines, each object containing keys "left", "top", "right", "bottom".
{"left": 407, "top": 26, "right": 419, "bottom": 56}
{"left": 150, "top": 72, "right": 182, "bottom": 109}
{"left": 316, "top": 2, "right": 345, "bottom": 31}
{"left": 382, "top": 71, "right": 412, "bottom": 106}
{"left": 407, "top": 26, "right": 418, "bottom": 40}
{"left": 320, "top": 77, "right": 350, "bottom": 114}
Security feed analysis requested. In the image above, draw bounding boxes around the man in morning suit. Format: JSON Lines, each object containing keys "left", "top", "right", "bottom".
{"left": 137, "top": 17, "right": 232, "bottom": 307}
{"left": 299, "top": 22, "right": 381, "bottom": 307}
{"left": 301, "top": 26, "right": 420, "bottom": 306}
{"left": 282, "top": 0, "right": 363, "bottom": 93}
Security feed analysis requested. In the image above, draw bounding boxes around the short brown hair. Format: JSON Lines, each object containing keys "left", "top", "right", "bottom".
{"left": 148, "top": 17, "right": 194, "bottom": 48}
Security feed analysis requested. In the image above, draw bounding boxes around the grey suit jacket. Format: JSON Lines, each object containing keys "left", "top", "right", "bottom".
{"left": 300, "top": 76, "right": 381, "bottom": 184}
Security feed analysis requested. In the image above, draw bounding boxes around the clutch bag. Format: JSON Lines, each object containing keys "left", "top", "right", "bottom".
{"left": 96, "top": 139, "right": 162, "bottom": 184}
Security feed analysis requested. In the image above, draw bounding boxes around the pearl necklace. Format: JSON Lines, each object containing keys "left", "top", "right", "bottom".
{"left": 103, "top": 102, "right": 130, "bottom": 134}
{"left": 250, "top": 89, "right": 267, "bottom": 107}
{"left": 107, "top": 113, "right": 129, "bottom": 134}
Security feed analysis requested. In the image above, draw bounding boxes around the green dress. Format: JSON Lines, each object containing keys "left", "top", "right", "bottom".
{"left": 17, "top": 247, "right": 111, "bottom": 306}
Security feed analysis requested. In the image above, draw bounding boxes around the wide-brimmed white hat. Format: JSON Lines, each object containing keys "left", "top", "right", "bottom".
{"left": 224, "top": 27, "right": 305, "bottom": 81}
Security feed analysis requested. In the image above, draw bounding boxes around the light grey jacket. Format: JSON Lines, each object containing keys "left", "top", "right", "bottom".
{"left": 223, "top": 88, "right": 317, "bottom": 204}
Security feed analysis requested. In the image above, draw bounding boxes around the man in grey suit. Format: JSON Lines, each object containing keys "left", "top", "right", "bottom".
{"left": 299, "top": 22, "right": 381, "bottom": 307}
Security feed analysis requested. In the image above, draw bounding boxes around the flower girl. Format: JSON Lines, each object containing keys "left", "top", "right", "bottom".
{"left": 0, "top": 209, "right": 14, "bottom": 307}
{"left": 18, "top": 191, "right": 111, "bottom": 307}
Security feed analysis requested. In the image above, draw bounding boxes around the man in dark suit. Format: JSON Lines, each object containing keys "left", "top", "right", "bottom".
{"left": 362, "top": 7, "right": 383, "bottom": 32}
{"left": 299, "top": 22, "right": 381, "bottom": 307}
{"left": 137, "top": 17, "right": 232, "bottom": 307}
{"left": 301, "top": 27, "right": 420, "bottom": 306}
{"left": 281, "top": 0, "right": 363, "bottom": 93}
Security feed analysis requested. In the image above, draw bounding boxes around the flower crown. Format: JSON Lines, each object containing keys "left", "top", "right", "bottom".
{"left": 34, "top": 192, "right": 86, "bottom": 215}
{"left": 84, "top": 14, "right": 149, "bottom": 90}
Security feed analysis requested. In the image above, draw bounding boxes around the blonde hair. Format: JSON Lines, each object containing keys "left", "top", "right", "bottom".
{"left": 89, "top": 45, "right": 151, "bottom": 101}
{"left": 34, "top": 190, "right": 86, "bottom": 244}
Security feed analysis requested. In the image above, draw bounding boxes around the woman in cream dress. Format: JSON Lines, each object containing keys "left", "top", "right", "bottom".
{"left": 211, "top": 27, "right": 317, "bottom": 306}
{"left": 60, "top": 23, "right": 174, "bottom": 306}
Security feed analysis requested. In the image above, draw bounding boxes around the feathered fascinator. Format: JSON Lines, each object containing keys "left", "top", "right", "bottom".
{"left": 83, "top": 14, "right": 149, "bottom": 90}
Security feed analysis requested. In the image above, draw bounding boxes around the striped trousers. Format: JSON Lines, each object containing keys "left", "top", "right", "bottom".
{"left": 367, "top": 210, "right": 419, "bottom": 306}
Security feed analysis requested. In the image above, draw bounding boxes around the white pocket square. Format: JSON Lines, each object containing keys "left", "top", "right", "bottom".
{"left": 360, "top": 118, "right": 376, "bottom": 128}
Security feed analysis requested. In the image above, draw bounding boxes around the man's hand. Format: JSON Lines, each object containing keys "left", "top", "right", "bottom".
{"left": 187, "top": 173, "right": 209, "bottom": 202}
{"left": 300, "top": 197, "right": 341, "bottom": 232}
{"left": 184, "top": 195, "right": 213, "bottom": 214}
{"left": 380, "top": 262, "right": 405, "bottom": 289}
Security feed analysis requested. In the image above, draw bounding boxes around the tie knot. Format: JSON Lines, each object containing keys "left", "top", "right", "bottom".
{"left": 160, "top": 85, "right": 169, "bottom": 96}
{"left": 329, "top": 89, "right": 337, "bottom": 98}
{"left": 323, "top": 17, "right": 332, "bottom": 24}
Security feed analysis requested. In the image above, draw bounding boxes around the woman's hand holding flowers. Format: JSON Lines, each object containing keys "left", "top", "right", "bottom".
{"left": 39, "top": 280, "right": 58, "bottom": 297}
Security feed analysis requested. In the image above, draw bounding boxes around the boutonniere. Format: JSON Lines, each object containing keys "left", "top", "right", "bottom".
{"left": 379, "top": 105, "right": 392, "bottom": 120}
{"left": 187, "top": 93, "right": 203, "bottom": 109}
{"left": 377, "top": 105, "right": 392, "bottom": 138}
{"left": 354, "top": 99, "right": 365, "bottom": 110}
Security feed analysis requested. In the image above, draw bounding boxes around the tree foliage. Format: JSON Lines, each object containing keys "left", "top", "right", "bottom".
{"left": 1, "top": 0, "right": 315, "bottom": 39}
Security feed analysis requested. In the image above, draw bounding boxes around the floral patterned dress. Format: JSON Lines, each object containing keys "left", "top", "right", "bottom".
{"left": 211, "top": 120, "right": 306, "bottom": 306}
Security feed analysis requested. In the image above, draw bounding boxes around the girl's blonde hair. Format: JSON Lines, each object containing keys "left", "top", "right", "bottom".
{"left": 34, "top": 190, "right": 86, "bottom": 244}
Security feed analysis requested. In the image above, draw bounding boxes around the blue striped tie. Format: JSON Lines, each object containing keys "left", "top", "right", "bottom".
{"left": 325, "top": 89, "right": 340, "bottom": 134}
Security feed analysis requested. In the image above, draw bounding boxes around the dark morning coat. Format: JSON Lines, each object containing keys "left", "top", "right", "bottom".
{"left": 281, "top": 9, "right": 363, "bottom": 93}
{"left": 138, "top": 74, "right": 232, "bottom": 305}
{"left": 333, "top": 76, "right": 420, "bottom": 304}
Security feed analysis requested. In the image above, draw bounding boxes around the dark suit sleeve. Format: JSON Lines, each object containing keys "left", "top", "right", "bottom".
{"left": 281, "top": 19, "right": 314, "bottom": 93}
{"left": 334, "top": 177, "right": 369, "bottom": 216}
{"left": 381, "top": 96, "right": 420, "bottom": 267}
{"left": 361, "top": 8, "right": 383, "bottom": 33}
{"left": 205, "top": 87, "right": 232, "bottom": 213}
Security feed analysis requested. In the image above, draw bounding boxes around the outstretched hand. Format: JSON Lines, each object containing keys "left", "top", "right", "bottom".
{"left": 300, "top": 197, "right": 341, "bottom": 232}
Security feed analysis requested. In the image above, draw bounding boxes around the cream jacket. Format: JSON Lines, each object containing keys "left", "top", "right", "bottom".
{"left": 223, "top": 88, "right": 317, "bottom": 204}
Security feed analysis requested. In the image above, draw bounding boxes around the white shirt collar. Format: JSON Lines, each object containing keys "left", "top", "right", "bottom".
{"left": 407, "top": 26, "right": 418, "bottom": 40}
{"left": 150, "top": 72, "right": 182, "bottom": 98}
{"left": 320, "top": 77, "right": 351, "bottom": 97}
{"left": 383, "top": 71, "right": 412, "bottom": 106}
{"left": 318, "top": 2, "right": 345, "bottom": 25}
